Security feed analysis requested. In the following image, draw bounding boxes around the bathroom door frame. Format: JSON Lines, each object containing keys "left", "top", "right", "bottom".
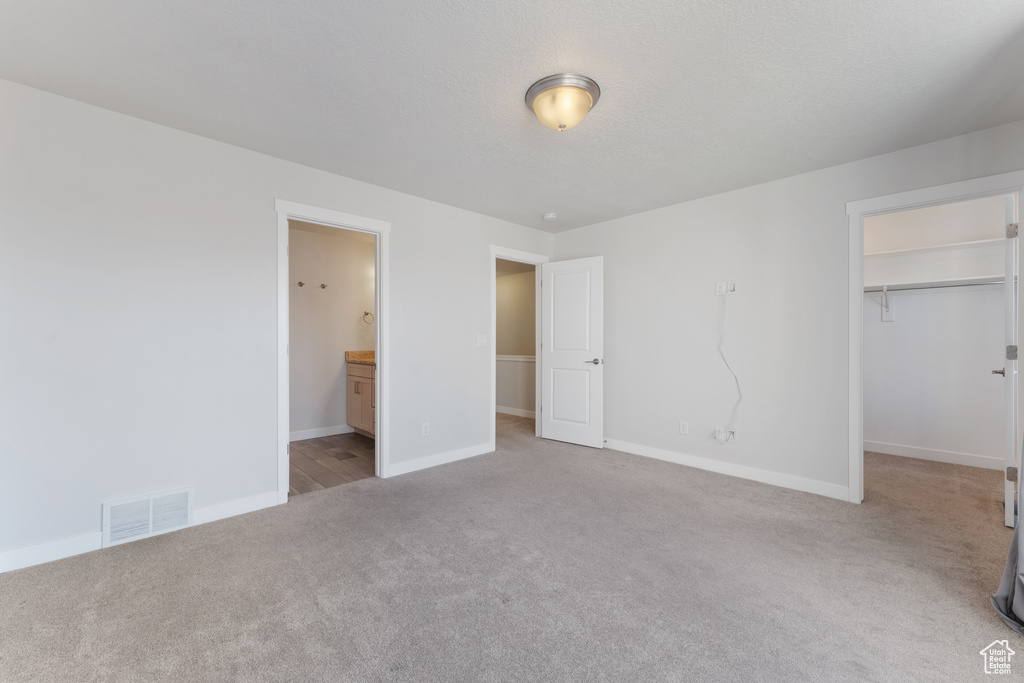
{"left": 276, "top": 199, "right": 392, "bottom": 502}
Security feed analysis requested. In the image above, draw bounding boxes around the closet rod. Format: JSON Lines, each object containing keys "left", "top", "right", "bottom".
{"left": 863, "top": 275, "right": 1016, "bottom": 293}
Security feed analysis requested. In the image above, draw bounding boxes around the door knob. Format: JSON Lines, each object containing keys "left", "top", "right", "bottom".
{"left": 993, "top": 369, "right": 1006, "bottom": 376}
{"left": 585, "top": 358, "right": 602, "bottom": 365}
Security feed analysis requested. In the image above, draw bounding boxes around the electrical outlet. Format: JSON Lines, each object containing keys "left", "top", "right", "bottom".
{"left": 679, "top": 421, "right": 689, "bottom": 435}
{"left": 714, "top": 426, "right": 736, "bottom": 442}
{"left": 727, "top": 281, "right": 737, "bottom": 294}
{"left": 715, "top": 281, "right": 727, "bottom": 296}
{"left": 422, "top": 422, "right": 430, "bottom": 436}
{"left": 477, "top": 334, "right": 488, "bottom": 347}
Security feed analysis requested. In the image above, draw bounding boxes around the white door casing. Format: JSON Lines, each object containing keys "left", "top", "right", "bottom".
{"left": 541, "top": 256, "right": 604, "bottom": 448}
{"left": 276, "top": 199, "right": 391, "bottom": 499}
{"left": 1004, "top": 194, "right": 1019, "bottom": 527}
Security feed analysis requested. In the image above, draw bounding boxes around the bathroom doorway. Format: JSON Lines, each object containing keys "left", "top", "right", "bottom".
{"left": 276, "top": 200, "right": 391, "bottom": 501}
{"left": 287, "top": 220, "right": 377, "bottom": 496}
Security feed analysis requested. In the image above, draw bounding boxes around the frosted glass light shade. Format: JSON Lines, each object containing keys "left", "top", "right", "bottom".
{"left": 531, "top": 86, "right": 593, "bottom": 132}
{"left": 525, "top": 74, "right": 601, "bottom": 132}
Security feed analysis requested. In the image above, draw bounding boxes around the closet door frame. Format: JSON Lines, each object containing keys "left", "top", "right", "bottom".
{"left": 847, "top": 171, "right": 1024, "bottom": 506}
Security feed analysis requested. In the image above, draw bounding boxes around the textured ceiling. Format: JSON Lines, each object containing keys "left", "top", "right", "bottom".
{"left": 3, "top": 1, "right": 1024, "bottom": 232}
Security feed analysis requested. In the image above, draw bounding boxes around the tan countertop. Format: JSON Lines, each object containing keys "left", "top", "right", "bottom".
{"left": 345, "top": 350, "right": 375, "bottom": 365}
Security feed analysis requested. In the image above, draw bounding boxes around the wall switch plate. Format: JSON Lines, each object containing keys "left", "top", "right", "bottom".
{"left": 716, "top": 282, "right": 727, "bottom": 296}
{"left": 727, "top": 281, "right": 737, "bottom": 294}
{"left": 422, "top": 422, "right": 430, "bottom": 436}
{"left": 477, "top": 334, "right": 488, "bottom": 346}
{"left": 679, "top": 421, "right": 689, "bottom": 435}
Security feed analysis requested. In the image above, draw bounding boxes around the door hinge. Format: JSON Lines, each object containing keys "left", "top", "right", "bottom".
{"left": 1008, "top": 466, "right": 1018, "bottom": 482}
{"left": 287, "top": 443, "right": 290, "bottom": 454}
{"left": 1008, "top": 223, "right": 1019, "bottom": 239}
{"left": 1009, "top": 345, "right": 1018, "bottom": 361}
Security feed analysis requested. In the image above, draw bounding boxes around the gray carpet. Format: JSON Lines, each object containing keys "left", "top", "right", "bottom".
{"left": 0, "top": 414, "right": 1015, "bottom": 682}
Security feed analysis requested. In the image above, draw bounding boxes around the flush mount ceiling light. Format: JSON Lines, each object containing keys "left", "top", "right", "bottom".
{"left": 525, "top": 74, "right": 601, "bottom": 132}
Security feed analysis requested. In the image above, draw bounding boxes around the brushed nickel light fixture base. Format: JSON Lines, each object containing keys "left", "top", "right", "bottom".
{"left": 525, "top": 74, "right": 601, "bottom": 131}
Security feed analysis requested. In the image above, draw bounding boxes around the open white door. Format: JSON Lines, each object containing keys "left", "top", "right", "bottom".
{"left": 1004, "top": 195, "right": 1019, "bottom": 527}
{"left": 540, "top": 256, "right": 604, "bottom": 448}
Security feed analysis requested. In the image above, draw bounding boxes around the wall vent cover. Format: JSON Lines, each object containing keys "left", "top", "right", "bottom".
{"left": 102, "top": 488, "right": 194, "bottom": 547}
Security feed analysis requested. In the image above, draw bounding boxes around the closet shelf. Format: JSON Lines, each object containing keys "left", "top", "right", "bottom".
{"left": 864, "top": 238, "right": 1003, "bottom": 257}
{"left": 863, "top": 275, "right": 1014, "bottom": 293}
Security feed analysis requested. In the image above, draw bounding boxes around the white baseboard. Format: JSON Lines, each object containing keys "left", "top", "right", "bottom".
{"left": 0, "top": 532, "right": 103, "bottom": 574}
{"left": 1, "top": 490, "right": 283, "bottom": 574}
{"left": 605, "top": 439, "right": 850, "bottom": 502}
{"left": 496, "top": 406, "right": 536, "bottom": 419}
{"left": 290, "top": 424, "right": 354, "bottom": 442}
{"left": 385, "top": 442, "right": 493, "bottom": 478}
{"left": 863, "top": 440, "right": 1003, "bottom": 470}
{"left": 192, "top": 490, "right": 281, "bottom": 525}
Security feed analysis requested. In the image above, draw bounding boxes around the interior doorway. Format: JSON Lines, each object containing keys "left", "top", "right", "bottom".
{"left": 287, "top": 220, "right": 377, "bottom": 495}
{"left": 276, "top": 200, "right": 391, "bottom": 501}
{"left": 490, "top": 247, "right": 547, "bottom": 450}
{"left": 495, "top": 258, "right": 538, "bottom": 415}
{"left": 862, "top": 195, "right": 1016, "bottom": 521}
{"left": 494, "top": 257, "right": 540, "bottom": 447}
{"left": 489, "top": 248, "right": 607, "bottom": 451}
{"left": 847, "top": 173, "right": 1024, "bottom": 525}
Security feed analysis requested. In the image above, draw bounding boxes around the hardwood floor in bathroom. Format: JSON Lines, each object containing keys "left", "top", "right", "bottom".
{"left": 289, "top": 432, "right": 376, "bottom": 496}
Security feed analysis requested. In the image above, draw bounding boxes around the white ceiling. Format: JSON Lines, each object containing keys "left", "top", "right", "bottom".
{"left": 3, "top": 1, "right": 1024, "bottom": 232}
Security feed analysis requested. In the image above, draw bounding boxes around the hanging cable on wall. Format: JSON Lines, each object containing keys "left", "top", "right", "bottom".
{"left": 715, "top": 293, "right": 743, "bottom": 443}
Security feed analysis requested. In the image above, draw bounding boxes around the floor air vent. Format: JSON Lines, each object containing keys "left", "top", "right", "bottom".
{"left": 102, "top": 488, "right": 194, "bottom": 547}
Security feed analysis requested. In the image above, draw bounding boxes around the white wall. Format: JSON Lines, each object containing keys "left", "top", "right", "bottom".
{"left": 0, "top": 79, "right": 553, "bottom": 559}
{"left": 496, "top": 271, "right": 535, "bottom": 356}
{"left": 553, "top": 117, "right": 1024, "bottom": 498}
{"left": 495, "top": 269, "right": 536, "bottom": 416}
{"left": 863, "top": 286, "right": 1004, "bottom": 469}
{"left": 496, "top": 357, "right": 536, "bottom": 417}
{"left": 289, "top": 222, "right": 375, "bottom": 438}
